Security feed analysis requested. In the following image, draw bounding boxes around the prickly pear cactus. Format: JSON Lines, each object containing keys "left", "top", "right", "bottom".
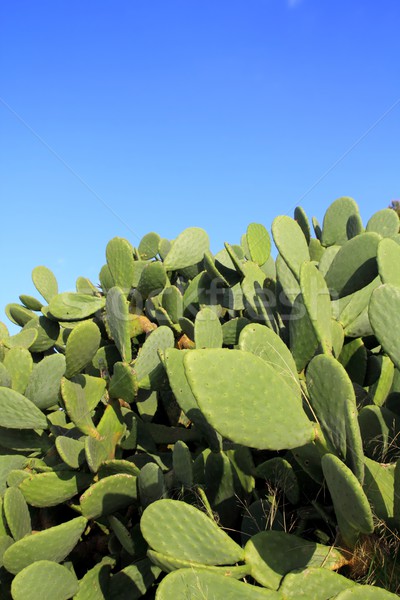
{"left": 0, "top": 202, "right": 399, "bottom": 597}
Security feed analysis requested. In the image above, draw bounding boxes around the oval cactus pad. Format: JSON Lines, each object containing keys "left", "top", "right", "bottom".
{"left": 184, "top": 349, "right": 314, "bottom": 450}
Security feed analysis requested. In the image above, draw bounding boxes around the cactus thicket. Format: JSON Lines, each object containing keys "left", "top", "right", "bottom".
{"left": 0, "top": 197, "right": 399, "bottom": 598}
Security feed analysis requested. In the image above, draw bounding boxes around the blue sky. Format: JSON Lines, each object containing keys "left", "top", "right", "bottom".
{"left": 1, "top": 0, "right": 399, "bottom": 332}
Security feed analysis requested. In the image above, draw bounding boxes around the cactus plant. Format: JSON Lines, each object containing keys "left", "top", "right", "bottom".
{"left": 0, "top": 198, "right": 398, "bottom": 596}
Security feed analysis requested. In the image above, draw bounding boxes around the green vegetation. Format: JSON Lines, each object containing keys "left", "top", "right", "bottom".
{"left": 0, "top": 197, "right": 399, "bottom": 598}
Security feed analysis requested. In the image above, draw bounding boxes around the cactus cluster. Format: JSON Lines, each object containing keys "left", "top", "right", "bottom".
{"left": 0, "top": 198, "right": 399, "bottom": 598}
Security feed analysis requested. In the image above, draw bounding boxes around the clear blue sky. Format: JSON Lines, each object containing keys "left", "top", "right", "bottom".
{"left": 1, "top": 0, "right": 399, "bottom": 331}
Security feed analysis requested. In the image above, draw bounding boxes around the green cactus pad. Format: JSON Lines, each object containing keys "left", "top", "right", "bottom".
{"left": 306, "top": 355, "right": 354, "bottom": 461}
{"left": 19, "top": 471, "right": 93, "bottom": 507}
{"left": 309, "top": 239, "right": 325, "bottom": 264}
{"left": 99, "top": 263, "right": 114, "bottom": 292}
{"left": 2, "top": 328, "right": 38, "bottom": 352}
{"left": 366, "top": 208, "right": 400, "bottom": 237}
{"left": 11, "top": 560, "right": 79, "bottom": 600}
{"left": 214, "top": 248, "right": 241, "bottom": 285}
{"left": 239, "top": 323, "right": 301, "bottom": 401}
{"left": 3, "top": 348, "right": 32, "bottom": 394}
{"left": 0, "top": 362, "right": 11, "bottom": 388}
{"left": 141, "top": 499, "right": 244, "bottom": 565}
{"left": 300, "top": 262, "right": 332, "bottom": 353}
{"left": 221, "top": 317, "right": 249, "bottom": 345}
{"left": 80, "top": 474, "right": 137, "bottom": 519}
{"left": 64, "top": 320, "right": 101, "bottom": 378}
{"left": 184, "top": 349, "right": 314, "bottom": 450}
{"left": 155, "top": 232, "right": 178, "bottom": 263}
{"left": 107, "top": 514, "right": 136, "bottom": 555}
{"left": 109, "top": 560, "right": 161, "bottom": 599}
{"left": 135, "top": 326, "right": 174, "bottom": 390}
{"left": 85, "top": 435, "right": 113, "bottom": 473}
{"left": 325, "top": 232, "right": 380, "bottom": 298}
{"left": 289, "top": 293, "right": 318, "bottom": 372}
{"left": 194, "top": 307, "right": 223, "bottom": 349}
{"left": 3, "top": 516, "right": 87, "bottom": 574}
{"left": 149, "top": 550, "right": 246, "bottom": 575}
{"left": 163, "top": 227, "right": 209, "bottom": 271}
{"left": 334, "top": 585, "right": 400, "bottom": 598}
{"left": 23, "top": 315, "right": 60, "bottom": 352}
{"left": 336, "top": 276, "right": 380, "bottom": 332}
{"left": 106, "top": 237, "right": 135, "bottom": 293}
{"left": 5, "top": 303, "right": 36, "bottom": 327}
{"left": 377, "top": 237, "right": 400, "bottom": 286}
{"left": 47, "top": 292, "right": 105, "bottom": 321}
{"left": 272, "top": 215, "right": 310, "bottom": 279}
{"left": 203, "top": 250, "right": 230, "bottom": 286}
{"left": 294, "top": 206, "right": 311, "bottom": 244}
{"left": 339, "top": 338, "right": 367, "bottom": 386}
{"left": 0, "top": 535, "right": 14, "bottom": 567}
{"left": 155, "top": 568, "right": 279, "bottom": 599}
{"left": 31, "top": 266, "right": 58, "bottom": 303}
{"left": 106, "top": 286, "right": 132, "bottom": 362}
{"left": 279, "top": 567, "right": 355, "bottom": 599}
{"left": 55, "top": 436, "right": 85, "bottom": 469}
{"left": 164, "top": 348, "right": 221, "bottom": 451}
{"left": 3, "top": 486, "right": 31, "bottom": 541}
{"left": 76, "top": 276, "right": 99, "bottom": 295}
{"left": 19, "top": 294, "right": 43, "bottom": 311}
{"left": 204, "top": 450, "right": 243, "bottom": 527}
{"left": 86, "top": 399, "right": 126, "bottom": 469}
{"left": 369, "top": 284, "right": 400, "bottom": 370}
{"left": 24, "top": 354, "right": 66, "bottom": 410}
{"left": 92, "top": 344, "right": 122, "bottom": 375}
{"left": 222, "top": 280, "right": 245, "bottom": 311}
{"left": 138, "top": 232, "right": 161, "bottom": 260}
{"left": 363, "top": 457, "right": 394, "bottom": 521}
{"left": 246, "top": 223, "right": 271, "bottom": 266}
{"left": 73, "top": 374, "right": 107, "bottom": 412}
{"left": 172, "top": 441, "right": 193, "bottom": 488}
{"left": 321, "top": 453, "right": 374, "bottom": 547}
{"left": 138, "top": 462, "right": 166, "bottom": 508}
{"left": 97, "top": 398, "right": 126, "bottom": 441}
{"left": 321, "top": 197, "right": 363, "bottom": 246}
{"left": 161, "top": 286, "right": 183, "bottom": 324}
{"left": 137, "top": 262, "right": 167, "bottom": 299}
{"left": 318, "top": 245, "right": 341, "bottom": 277}
{"left": 98, "top": 459, "right": 140, "bottom": 478}
{"left": 7, "top": 469, "right": 31, "bottom": 488}
{"left": 224, "top": 242, "right": 246, "bottom": 276}
{"left": 244, "top": 530, "right": 346, "bottom": 590}
{"left": 0, "top": 388, "right": 47, "bottom": 430}
{"left": 331, "top": 319, "right": 345, "bottom": 357}
{"left": 61, "top": 377, "right": 98, "bottom": 437}
{"left": 0, "top": 427, "right": 51, "bottom": 453}
{"left": 241, "top": 261, "right": 276, "bottom": 328}
{"left": 368, "top": 355, "right": 394, "bottom": 407}
{"left": 0, "top": 456, "right": 28, "bottom": 495}
{"left": 108, "top": 361, "right": 138, "bottom": 403}
{"left": 74, "top": 556, "right": 114, "bottom": 600}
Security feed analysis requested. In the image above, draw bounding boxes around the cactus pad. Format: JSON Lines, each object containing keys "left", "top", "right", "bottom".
{"left": 79, "top": 474, "right": 137, "bottom": 519}
{"left": 321, "top": 453, "right": 374, "bottom": 547}
{"left": 3, "top": 516, "right": 87, "bottom": 574}
{"left": 141, "top": 499, "right": 244, "bottom": 565}
{"left": 11, "top": 560, "right": 79, "bottom": 600}
{"left": 369, "top": 284, "right": 400, "bottom": 370}
{"left": 184, "top": 349, "right": 314, "bottom": 450}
